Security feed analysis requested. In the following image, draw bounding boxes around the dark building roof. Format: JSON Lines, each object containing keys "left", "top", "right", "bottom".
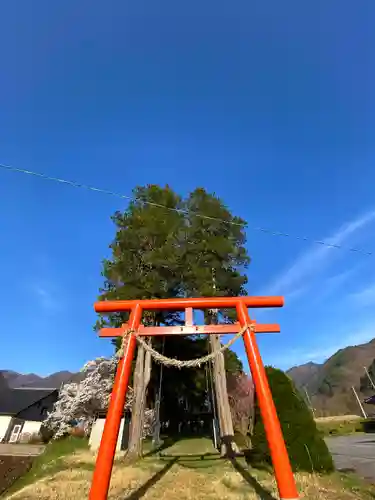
{"left": 0, "top": 387, "right": 58, "bottom": 416}
{"left": 364, "top": 395, "right": 375, "bottom": 405}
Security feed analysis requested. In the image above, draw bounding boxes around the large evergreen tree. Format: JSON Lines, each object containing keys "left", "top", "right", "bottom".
{"left": 98, "top": 184, "right": 184, "bottom": 328}
{"left": 97, "top": 184, "right": 249, "bottom": 444}
{"left": 182, "top": 187, "right": 249, "bottom": 302}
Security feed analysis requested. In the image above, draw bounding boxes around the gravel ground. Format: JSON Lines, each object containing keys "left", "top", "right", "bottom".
{"left": 326, "top": 434, "right": 375, "bottom": 482}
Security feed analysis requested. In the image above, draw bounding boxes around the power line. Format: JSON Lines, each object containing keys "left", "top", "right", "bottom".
{"left": 0, "top": 162, "right": 372, "bottom": 256}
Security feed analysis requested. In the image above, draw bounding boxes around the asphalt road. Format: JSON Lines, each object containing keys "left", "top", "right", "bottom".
{"left": 325, "top": 435, "right": 375, "bottom": 482}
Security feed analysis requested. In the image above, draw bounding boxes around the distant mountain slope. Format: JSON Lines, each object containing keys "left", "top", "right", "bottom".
{"left": 287, "top": 362, "right": 321, "bottom": 390}
{"left": 0, "top": 372, "right": 9, "bottom": 391}
{"left": 287, "top": 338, "right": 375, "bottom": 416}
{"left": 0, "top": 370, "right": 84, "bottom": 389}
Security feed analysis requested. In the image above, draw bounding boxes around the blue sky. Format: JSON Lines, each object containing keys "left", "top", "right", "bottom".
{"left": 0, "top": 1, "right": 375, "bottom": 376}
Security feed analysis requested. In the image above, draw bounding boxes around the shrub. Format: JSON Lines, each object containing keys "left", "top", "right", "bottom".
{"left": 39, "top": 424, "right": 54, "bottom": 443}
{"left": 251, "top": 366, "right": 334, "bottom": 473}
{"left": 26, "top": 432, "right": 43, "bottom": 444}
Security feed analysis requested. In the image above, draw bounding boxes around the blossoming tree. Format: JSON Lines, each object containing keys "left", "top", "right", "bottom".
{"left": 44, "top": 357, "right": 154, "bottom": 440}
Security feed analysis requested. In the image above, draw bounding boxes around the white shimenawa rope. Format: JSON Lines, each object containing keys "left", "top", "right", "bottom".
{"left": 116, "top": 323, "right": 255, "bottom": 368}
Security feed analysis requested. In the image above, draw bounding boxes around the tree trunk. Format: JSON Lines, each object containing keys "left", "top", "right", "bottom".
{"left": 210, "top": 334, "right": 239, "bottom": 457}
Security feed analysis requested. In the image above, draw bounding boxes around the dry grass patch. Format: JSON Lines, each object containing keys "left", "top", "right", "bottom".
{"left": 315, "top": 415, "right": 362, "bottom": 423}
{"left": 6, "top": 454, "right": 375, "bottom": 500}
{"left": 6, "top": 469, "right": 93, "bottom": 500}
{"left": 4, "top": 438, "right": 375, "bottom": 500}
{"left": 63, "top": 449, "right": 96, "bottom": 467}
{"left": 5, "top": 461, "right": 153, "bottom": 500}
{"left": 162, "top": 438, "right": 217, "bottom": 456}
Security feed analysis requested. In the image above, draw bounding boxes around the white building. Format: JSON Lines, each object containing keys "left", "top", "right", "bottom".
{"left": 0, "top": 387, "right": 58, "bottom": 443}
{"left": 89, "top": 409, "right": 131, "bottom": 452}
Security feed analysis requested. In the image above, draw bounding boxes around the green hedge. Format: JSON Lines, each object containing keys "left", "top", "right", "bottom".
{"left": 251, "top": 366, "right": 334, "bottom": 473}
{"left": 361, "top": 418, "right": 375, "bottom": 433}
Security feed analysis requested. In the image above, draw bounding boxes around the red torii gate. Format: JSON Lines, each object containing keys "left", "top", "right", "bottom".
{"left": 89, "top": 296, "right": 299, "bottom": 500}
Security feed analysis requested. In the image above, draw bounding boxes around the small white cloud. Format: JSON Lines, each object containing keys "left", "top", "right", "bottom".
{"left": 310, "top": 267, "right": 361, "bottom": 305}
{"left": 32, "top": 284, "right": 61, "bottom": 312}
{"left": 285, "top": 286, "right": 307, "bottom": 302}
{"left": 325, "top": 269, "right": 355, "bottom": 289}
{"left": 260, "top": 209, "right": 375, "bottom": 298}
{"left": 350, "top": 284, "right": 375, "bottom": 307}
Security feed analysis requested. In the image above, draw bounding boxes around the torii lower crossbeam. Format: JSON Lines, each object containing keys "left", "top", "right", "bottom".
{"left": 89, "top": 296, "right": 299, "bottom": 500}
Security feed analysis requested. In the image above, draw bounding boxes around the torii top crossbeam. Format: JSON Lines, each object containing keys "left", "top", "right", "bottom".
{"left": 96, "top": 296, "right": 282, "bottom": 338}
{"left": 94, "top": 295, "right": 284, "bottom": 312}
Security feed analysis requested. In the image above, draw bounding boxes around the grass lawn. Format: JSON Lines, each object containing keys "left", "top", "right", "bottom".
{"left": 2, "top": 437, "right": 90, "bottom": 498}
{"left": 3, "top": 436, "right": 375, "bottom": 499}
{"left": 315, "top": 416, "right": 365, "bottom": 437}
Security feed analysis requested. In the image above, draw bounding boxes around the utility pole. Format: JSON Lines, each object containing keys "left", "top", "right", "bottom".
{"left": 304, "top": 387, "right": 316, "bottom": 419}
{"left": 352, "top": 386, "right": 367, "bottom": 419}
{"left": 364, "top": 366, "right": 375, "bottom": 390}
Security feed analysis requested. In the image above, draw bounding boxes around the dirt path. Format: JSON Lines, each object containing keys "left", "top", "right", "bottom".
{"left": 0, "top": 445, "right": 44, "bottom": 495}
{"left": 0, "top": 456, "right": 34, "bottom": 497}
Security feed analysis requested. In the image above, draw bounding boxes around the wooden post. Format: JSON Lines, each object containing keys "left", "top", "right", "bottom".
{"left": 210, "top": 334, "right": 239, "bottom": 456}
{"left": 209, "top": 268, "right": 238, "bottom": 456}
{"left": 127, "top": 345, "right": 145, "bottom": 459}
{"left": 139, "top": 343, "right": 152, "bottom": 440}
{"left": 127, "top": 338, "right": 152, "bottom": 459}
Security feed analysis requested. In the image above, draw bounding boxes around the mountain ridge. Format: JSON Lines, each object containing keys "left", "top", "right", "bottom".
{"left": 287, "top": 337, "right": 375, "bottom": 416}
{"left": 0, "top": 369, "right": 83, "bottom": 389}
